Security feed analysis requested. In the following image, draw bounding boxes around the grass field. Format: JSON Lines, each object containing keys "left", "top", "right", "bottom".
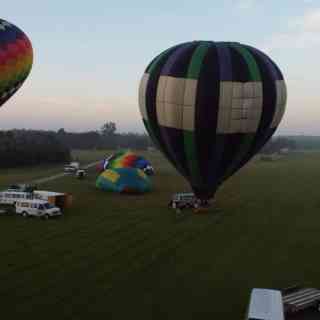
{"left": 1, "top": 150, "right": 320, "bottom": 319}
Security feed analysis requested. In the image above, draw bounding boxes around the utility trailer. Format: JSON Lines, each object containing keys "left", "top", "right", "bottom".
{"left": 282, "top": 286, "right": 320, "bottom": 318}
{"left": 34, "top": 191, "right": 73, "bottom": 209}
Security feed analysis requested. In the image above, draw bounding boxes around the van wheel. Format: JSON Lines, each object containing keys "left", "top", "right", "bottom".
{"left": 44, "top": 214, "right": 50, "bottom": 220}
{"left": 22, "top": 211, "right": 28, "bottom": 218}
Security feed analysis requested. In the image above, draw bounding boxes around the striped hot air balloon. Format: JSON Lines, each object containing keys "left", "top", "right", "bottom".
{"left": 139, "top": 41, "right": 287, "bottom": 200}
{"left": 96, "top": 168, "right": 152, "bottom": 194}
{"left": 96, "top": 150, "right": 154, "bottom": 175}
{"left": 0, "top": 19, "right": 33, "bottom": 109}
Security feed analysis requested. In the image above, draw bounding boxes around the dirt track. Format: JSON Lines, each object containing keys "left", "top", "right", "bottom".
{"left": 23, "top": 161, "right": 100, "bottom": 185}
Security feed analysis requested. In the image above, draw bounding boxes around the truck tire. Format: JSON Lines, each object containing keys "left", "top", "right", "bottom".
{"left": 22, "top": 211, "right": 28, "bottom": 218}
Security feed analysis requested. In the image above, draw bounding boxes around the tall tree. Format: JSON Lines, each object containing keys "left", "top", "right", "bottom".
{"left": 100, "top": 122, "right": 116, "bottom": 136}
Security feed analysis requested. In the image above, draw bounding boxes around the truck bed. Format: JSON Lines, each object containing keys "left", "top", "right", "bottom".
{"left": 282, "top": 287, "right": 320, "bottom": 318}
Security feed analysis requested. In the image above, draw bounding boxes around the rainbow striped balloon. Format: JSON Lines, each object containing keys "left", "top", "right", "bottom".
{"left": 0, "top": 19, "right": 33, "bottom": 109}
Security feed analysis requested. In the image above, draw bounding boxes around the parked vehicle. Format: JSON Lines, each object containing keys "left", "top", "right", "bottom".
{"left": 246, "top": 289, "right": 284, "bottom": 320}
{"left": 169, "top": 193, "right": 196, "bottom": 210}
{"left": 15, "top": 199, "right": 62, "bottom": 219}
{"left": 64, "top": 161, "right": 80, "bottom": 173}
{"left": 76, "top": 169, "right": 86, "bottom": 179}
{"left": 0, "top": 188, "right": 72, "bottom": 210}
{"left": 282, "top": 286, "right": 320, "bottom": 315}
{"left": 34, "top": 190, "right": 73, "bottom": 209}
{"left": 7, "top": 184, "right": 37, "bottom": 192}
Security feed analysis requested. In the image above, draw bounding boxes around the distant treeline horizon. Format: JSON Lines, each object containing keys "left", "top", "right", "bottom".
{"left": 0, "top": 129, "right": 71, "bottom": 168}
{"left": 1, "top": 123, "right": 320, "bottom": 168}
{"left": 0, "top": 122, "right": 153, "bottom": 168}
{"left": 255, "top": 135, "right": 320, "bottom": 154}
{"left": 55, "top": 122, "right": 152, "bottom": 150}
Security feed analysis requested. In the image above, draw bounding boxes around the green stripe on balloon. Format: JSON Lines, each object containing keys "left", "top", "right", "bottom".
{"left": 231, "top": 43, "right": 261, "bottom": 81}
{"left": 184, "top": 42, "right": 211, "bottom": 187}
{"left": 221, "top": 45, "right": 262, "bottom": 181}
{"left": 187, "top": 42, "right": 211, "bottom": 79}
{"left": 147, "top": 47, "right": 173, "bottom": 75}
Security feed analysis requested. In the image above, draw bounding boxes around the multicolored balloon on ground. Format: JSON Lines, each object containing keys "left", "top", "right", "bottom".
{"left": 96, "top": 154, "right": 114, "bottom": 172}
{"left": 96, "top": 168, "right": 152, "bottom": 194}
{"left": 0, "top": 19, "right": 33, "bottom": 109}
{"left": 96, "top": 150, "right": 154, "bottom": 175}
{"left": 139, "top": 41, "right": 287, "bottom": 200}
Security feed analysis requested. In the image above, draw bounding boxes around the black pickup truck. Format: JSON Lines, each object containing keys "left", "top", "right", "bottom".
{"left": 282, "top": 286, "right": 320, "bottom": 319}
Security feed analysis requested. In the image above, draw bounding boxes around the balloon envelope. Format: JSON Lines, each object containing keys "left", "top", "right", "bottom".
{"left": 0, "top": 19, "right": 33, "bottom": 109}
{"left": 97, "top": 150, "right": 154, "bottom": 175}
{"left": 96, "top": 168, "right": 152, "bottom": 194}
{"left": 139, "top": 41, "right": 287, "bottom": 199}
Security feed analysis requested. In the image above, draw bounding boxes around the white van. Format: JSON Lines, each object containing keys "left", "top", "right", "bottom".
{"left": 15, "top": 199, "right": 62, "bottom": 219}
{"left": 247, "top": 289, "right": 284, "bottom": 320}
{"left": 64, "top": 161, "right": 80, "bottom": 173}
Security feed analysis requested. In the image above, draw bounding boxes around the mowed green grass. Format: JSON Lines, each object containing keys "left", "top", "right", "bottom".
{"left": 1, "top": 150, "right": 320, "bottom": 319}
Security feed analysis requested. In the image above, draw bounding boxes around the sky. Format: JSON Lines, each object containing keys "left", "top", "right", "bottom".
{"left": 0, "top": 0, "right": 319, "bottom": 134}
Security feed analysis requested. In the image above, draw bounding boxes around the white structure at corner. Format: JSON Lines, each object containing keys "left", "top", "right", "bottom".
{"left": 247, "top": 288, "right": 284, "bottom": 320}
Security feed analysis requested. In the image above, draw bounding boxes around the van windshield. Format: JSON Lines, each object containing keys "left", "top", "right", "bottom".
{"left": 44, "top": 203, "right": 55, "bottom": 209}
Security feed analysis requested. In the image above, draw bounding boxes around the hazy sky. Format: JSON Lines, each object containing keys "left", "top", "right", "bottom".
{"left": 0, "top": 0, "right": 319, "bottom": 134}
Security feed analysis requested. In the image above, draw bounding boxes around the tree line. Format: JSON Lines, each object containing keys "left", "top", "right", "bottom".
{"left": 2, "top": 120, "right": 320, "bottom": 169}
{"left": 260, "top": 137, "right": 297, "bottom": 154}
{"left": 0, "top": 122, "right": 153, "bottom": 168}
{"left": 57, "top": 122, "right": 152, "bottom": 150}
{"left": 0, "top": 130, "right": 71, "bottom": 168}
{"left": 260, "top": 135, "right": 320, "bottom": 154}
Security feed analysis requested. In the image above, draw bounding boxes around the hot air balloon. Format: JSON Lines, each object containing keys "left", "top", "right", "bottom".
{"left": 139, "top": 41, "right": 286, "bottom": 201}
{"left": 0, "top": 19, "right": 33, "bottom": 109}
{"left": 96, "top": 168, "right": 152, "bottom": 194}
{"left": 96, "top": 150, "right": 154, "bottom": 175}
